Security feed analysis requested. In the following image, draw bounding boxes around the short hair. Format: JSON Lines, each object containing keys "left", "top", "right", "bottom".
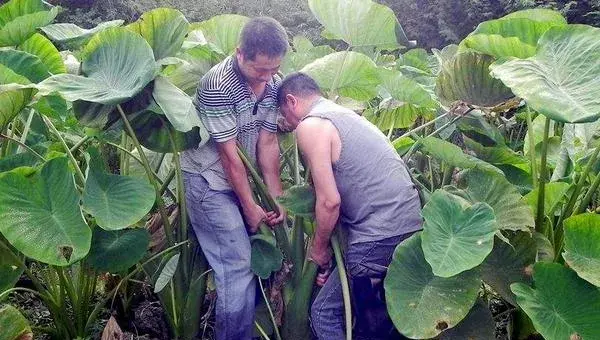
{"left": 240, "top": 17, "right": 288, "bottom": 60}
{"left": 277, "top": 72, "right": 322, "bottom": 106}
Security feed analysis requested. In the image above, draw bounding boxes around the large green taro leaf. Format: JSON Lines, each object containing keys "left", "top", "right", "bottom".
{"left": 437, "top": 299, "right": 495, "bottom": 339}
{"left": 82, "top": 148, "right": 155, "bottom": 230}
{"left": 301, "top": 51, "right": 380, "bottom": 101}
{"left": 511, "top": 263, "right": 600, "bottom": 340}
{"left": 128, "top": 8, "right": 189, "bottom": 61}
{"left": 421, "top": 189, "right": 497, "bottom": 277}
{"left": 308, "top": 0, "right": 410, "bottom": 49}
{"left": 190, "top": 14, "right": 249, "bottom": 56}
{"left": 0, "top": 0, "right": 45, "bottom": 25}
{"left": 0, "top": 305, "right": 31, "bottom": 340}
{"left": 18, "top": 33, "right": 65, "bottom": 74}
{"left": 436, "top": 52, "right": 513, "bottom": 107}
{"left": 0, "top": 49, "right": 51, "bottom": 82}
{"left": 384, "top": 233, "right": 480, "bottom": 339}
{"left": 480, "top": 232, "right": 536, "bottom": 305}
{"left": 0, "top": 0, "right": 59, "bottom": 47}
{"left": 251, "top": 233, "right": 283, "bottom": 279}
{"left": 373, "top": 68, "right": 438, "bottom": 130}
{"left": 87, "top": 227, "right": 150, "bottom": 273}
{"left": 281, "top": 36, "right": 334, "bottom": 75}
{"left": 161, "top": 45, "right": 220, "bottom": 94}
{"left": 128, "top": 107, "right": 203, "bottom": 153}
{"left": 459, "top": 169, "right": 534, "bottom": 232}
{"left": 0, "top": 66, "right": 34, "bottom": 131}
{"left": 420, "top": 136, "right": 502, "bottom": 175}
{"left": 0, "top": 244, "right": 23, "bottom": 297}
{"left": 0, "top": 157, "right": 91, "bottom": 266}
{"left": 153, "top": 75, "right": 206, "bottom": 137}
{"left": 522, "top": 181, "right": 570, "bottom": 218}
{"left": 490, "top": 25, "right": 600, "bottom": 123}
{"left": 563, "top": 213, "right": 600, "bottom": 287}
{"left": 37, "top": 27, "right": 157, "bottom": 105}
{"left": 100, "top": 82, "right": 203, "bottom": 153}
{"left": 461, "top": 9, "right": 566, "bottom": 59}
{"left": 464, "top": 137, "right": 527, "bottom": 167}
{"left": 277, "top": 185, "right": 316, "bottom": 217}
{"left": 40, "top": 20, "right": 124, "bottom": 49}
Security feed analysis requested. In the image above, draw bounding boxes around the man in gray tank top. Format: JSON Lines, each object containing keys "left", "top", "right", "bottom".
{"left": 277, "top": 73, "right": 423, "bottom": 339}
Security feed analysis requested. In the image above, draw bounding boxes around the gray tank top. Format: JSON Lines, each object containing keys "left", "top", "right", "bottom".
{"left": 304, "top": 98, "right": 422, "bottom": 244}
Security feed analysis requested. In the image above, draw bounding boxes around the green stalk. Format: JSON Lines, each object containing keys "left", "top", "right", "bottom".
{"left": 403, "top": 113, "right": 467, "bottom": 161}
{"left": 392, "top": 112, "right": 450, "bottom": 143}
{"left": 0, "top": 133, "right": 45, "bottom": 161}
{"left": 120, "top": 131, "right": 128, "bottom": 175}
{"left": 535, "top": 117, "right": 551, "bottom": 232}
{"left": 116, "top": 104, "right": 174, "bottom": 246}
{"left": 442, "top": 162, "right": 454, "bottom": 186}
{"left": 554, "top": 142, "right": 600, "bottom": 259}
{"left": 428, "top": 156, "right": 435, "bottom": 191}
{"left": 106, "top": 140, "right": 178, "bottom": 201}
{"left": 169, "top": 281, "right": 179, "bottom": 331}
{"left": 0, "top": 240, "right": 51, "bottom": 302}
{"left": 254, "top": 321, "right": 272, "bottom": 340}
{"left": 291, "top": 216, "right": 306, "bottom": 286}
{"left": 576, "top": 172, "right": 600, "bottom": 214}
{"left": 172, "top": 148, "right": 190, "bottom": 283}
{"left": 0, "top": 126, "right": 9, "bottom": 157}
{"left": 526, "top": 108, "right": 538, "bottom": 189}
{"left": 17, "top": 108, "right": 35, "bottom": 153}
{"left": 237, "top": 147, "right": 292, "bottom": 261}
{"left": 282, "top": 261, "right": 319, "bottom": 340}
{"left": 259, "top": 279, "right": 282, "bottom": 340}
{"left": 291, "top": 139, "right": 305, "bottom": 286}
{"left": 43, "top": 116, "right": 86, "bottom": 185}
{"left": 85, "top": 240, "right": 189, "bottom": 331}
{"left": 69, "top": 135, "right": 91, "bottom": 154}
{"left": 332, "top": 234, "right": 352, "bottom": 340}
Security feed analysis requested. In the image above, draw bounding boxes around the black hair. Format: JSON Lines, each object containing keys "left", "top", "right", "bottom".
{"left": 239, "top": 17, "right": 288, "bottom": 60}
{"left": 277, "top": 72, "right": 322, "bottom": 106}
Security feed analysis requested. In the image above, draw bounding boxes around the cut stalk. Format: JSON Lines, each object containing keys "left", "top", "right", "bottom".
{"left": 237, "top": 147, "right": 292, "bottom": 261}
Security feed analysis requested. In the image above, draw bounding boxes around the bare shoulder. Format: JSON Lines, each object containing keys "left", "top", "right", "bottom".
{"left": 296, "top": 116, "right": 335, "bottom": 139}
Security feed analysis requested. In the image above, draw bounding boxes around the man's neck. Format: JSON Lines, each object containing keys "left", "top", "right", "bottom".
{"left": 301, "top": 96, "right": 324, "bottom": 119}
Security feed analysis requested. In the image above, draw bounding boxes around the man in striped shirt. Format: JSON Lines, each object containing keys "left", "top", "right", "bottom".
{"left": 181, "top": 17, "right": 288, "bottom": 340}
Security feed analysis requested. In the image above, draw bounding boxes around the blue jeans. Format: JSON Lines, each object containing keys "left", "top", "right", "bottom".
{"left": 310, "top": 233, "right": 413, "bottom": 340}
{"left": 183, "top": 172, "right": 256, "bottom": 340}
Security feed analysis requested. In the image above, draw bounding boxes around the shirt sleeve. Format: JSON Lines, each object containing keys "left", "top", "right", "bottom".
{"left": 195, "top": 86, "right": 237, "bottom": 143}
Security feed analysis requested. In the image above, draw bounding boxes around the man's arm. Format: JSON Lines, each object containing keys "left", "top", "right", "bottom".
{"left": 257, "top": 129, "right": 285, "bottom": 224}
{"left": 216, "top": 139, "right": 267, "bottom": 232}
{"left": 196, "top": 84, "right": 267, "bottom": 232}
{"left": 296, "top": 118, "right": 341, "bottom": 268}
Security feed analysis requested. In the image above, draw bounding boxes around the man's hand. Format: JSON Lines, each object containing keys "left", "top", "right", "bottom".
{"left": 308, "top": 243, "right": 332, "bottom": 269}
{"left": 243, "top": 203, "right": 268, "bottom": 233}
{"left": 264, "top": 203, "right": 287, "bottom": 227}
{"left": 316, "top": 267, "right": 332, "bottom": 287}
{"left": 309, "top": 244, "right": 333, "bottom": 286}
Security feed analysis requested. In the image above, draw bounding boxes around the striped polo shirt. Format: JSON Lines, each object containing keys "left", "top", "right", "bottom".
{"left": 181, "top": 55, "right": 280, "bottom": 191}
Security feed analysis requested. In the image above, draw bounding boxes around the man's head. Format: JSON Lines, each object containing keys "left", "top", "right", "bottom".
{"left": 236, "top": 17, "right": 288, "bottom": 86}
{"left": 277, "top": 72, "right": 322, "bottom": 129}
